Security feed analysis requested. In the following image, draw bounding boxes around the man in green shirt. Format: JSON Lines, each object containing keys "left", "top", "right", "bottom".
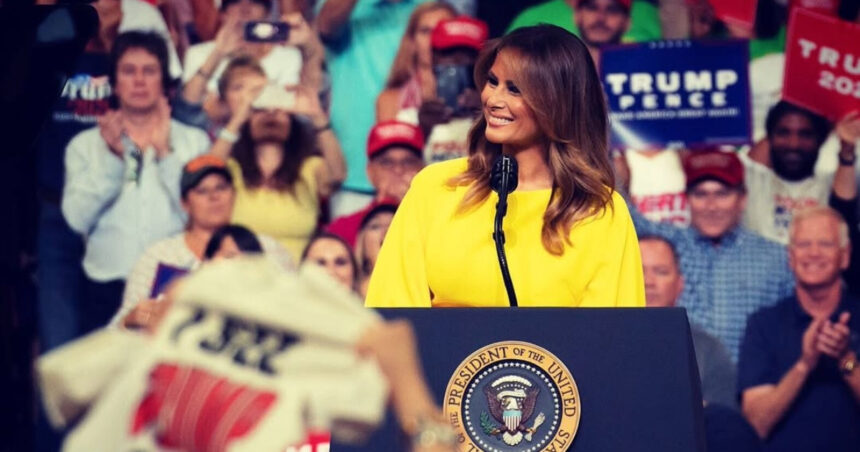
{"left": 508, "top": 0, "right": 662, "bottom": 61}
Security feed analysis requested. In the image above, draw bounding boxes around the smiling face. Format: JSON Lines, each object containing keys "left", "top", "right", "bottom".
{"left": 789, "top": 213, "right": 849, "bottom": 290}
{"left": 769, "top": 112, "right": 821, "bottom": 182}
{"left": 481, "top": 50, "right": 542, "bottom": 152}
{"left": 687, "top": 180, "right": 747, "bottom": 239}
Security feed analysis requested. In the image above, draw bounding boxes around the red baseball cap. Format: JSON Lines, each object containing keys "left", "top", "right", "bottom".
{"left": 577, "top": 0, "right": 632, "bottom": 10}
{"left": 683, "top": 151, "right": 744, "bottom": 190}
{"left": 431, "top": 16, "right": 489, "bottom": 51}
{"left": 366, "top": 121, "right": 425, "bottom": 158}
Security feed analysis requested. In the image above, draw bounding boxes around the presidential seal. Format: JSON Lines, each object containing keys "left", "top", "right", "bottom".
{"left": 444, "top": 341, "right": 581, "bottom": 452}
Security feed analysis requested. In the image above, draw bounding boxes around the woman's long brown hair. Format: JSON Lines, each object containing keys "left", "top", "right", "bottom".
{"left": 383, "top": 2, "right": 457, "bottom": 90}
{"left": 448, "top": 25, "right": 615, "bottom": 256}
{"left": 231, "top": 116, "right": 318, "bottom": 193}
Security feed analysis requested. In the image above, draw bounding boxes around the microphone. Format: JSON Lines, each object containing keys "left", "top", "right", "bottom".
{"left": 490, "top": 154, "right": 519, "bottom": 197}
{"left": 490, "top": 154, "right": 519, "bottom": 307}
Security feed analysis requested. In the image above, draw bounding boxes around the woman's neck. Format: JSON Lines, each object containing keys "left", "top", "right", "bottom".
{"left": 254, "top": 143, "right": 284, "bottom": 183}
{"left": 505, "top": 144, "right": 552, "bottom": 191}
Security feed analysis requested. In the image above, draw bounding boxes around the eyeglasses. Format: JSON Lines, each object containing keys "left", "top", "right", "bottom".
{"left": 687, "top": 188, "right": 736, "bottom": 202}
{"left": 791, "top": 240, "right": 839, "bottom": 251}
{"left": 190, "top": 182, "right": 233, "bottom": 197}
{"left": 373, "top": 156, "right": 423, "bottom": 172}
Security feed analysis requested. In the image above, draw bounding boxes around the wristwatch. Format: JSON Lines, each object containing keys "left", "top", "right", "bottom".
{"left": 838, "top": 152, "right": 856, "bottom": 166}
{"left": 840, "top": 353, "right": 857, "bottom": 376}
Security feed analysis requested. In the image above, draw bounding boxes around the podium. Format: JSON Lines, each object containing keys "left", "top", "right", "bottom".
{"left": 333, "top": 307, "right": 706, "bottom": 452}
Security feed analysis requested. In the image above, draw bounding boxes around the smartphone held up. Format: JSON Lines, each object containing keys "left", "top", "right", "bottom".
{"left": 252, "top": 83, "right": 296, "bottom": 111}
{"left": 245, "top": 21, "right": 289, "bottom": 43}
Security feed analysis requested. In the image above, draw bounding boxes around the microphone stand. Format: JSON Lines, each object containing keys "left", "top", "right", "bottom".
{"left": 491, "top": 155, "right": 518, "bottom": 307}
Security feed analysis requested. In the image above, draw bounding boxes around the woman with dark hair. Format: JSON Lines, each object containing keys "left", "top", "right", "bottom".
{"left": 355, "top": 203, "right": 397, "bottom": 297}
{"left": 204, "top": 224, "right": 264, "bottom": 260}
{"left": 376, "top": 2, "right": 457, "bottom": 123}
{"left": 366, "top": 25, "right": 645, "bottom": 308}
{"left": 226, "top": 83, "right": 346, "bottom": 259}
{"left": 301, "top": 232, "right": 359, "bottom": 292}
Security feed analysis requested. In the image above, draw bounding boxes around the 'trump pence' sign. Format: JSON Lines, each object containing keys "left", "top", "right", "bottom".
{"left": 601, "top": 40, "right": 751, "bottom": 150}
{"left": 783, "top": 8, "right": 860, "bottom": 121}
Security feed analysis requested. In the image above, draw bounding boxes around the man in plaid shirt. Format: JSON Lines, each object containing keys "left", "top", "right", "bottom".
{"left": 620, "top": 151, "right": 794, "bottom": 362}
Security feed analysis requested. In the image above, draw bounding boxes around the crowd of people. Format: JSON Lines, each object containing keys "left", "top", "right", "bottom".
{"left": 25, "top": 0, "right": 860, "bottom": 451}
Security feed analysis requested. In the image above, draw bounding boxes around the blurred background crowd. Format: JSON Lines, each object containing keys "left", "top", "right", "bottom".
{"left": 3, "top": 0, "right": 860, "bottom": 451}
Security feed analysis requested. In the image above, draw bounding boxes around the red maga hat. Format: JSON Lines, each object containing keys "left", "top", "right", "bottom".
{"left": 366, "top": 121, "right": 425, "bottom": 158}
{"left": 683, "top": 151, "right": 744, "bottom": 190}
{"left": 431, "top": 16, "right": 489, "bottom": 51}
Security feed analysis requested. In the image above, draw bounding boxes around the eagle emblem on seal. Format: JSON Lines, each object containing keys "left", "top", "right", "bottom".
{"left": 481, "top": 375, "right": 546, "bottom": 446}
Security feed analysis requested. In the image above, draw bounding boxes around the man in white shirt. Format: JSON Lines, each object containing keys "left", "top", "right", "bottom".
{"left": 742, "top": 101, "right": 859, "bottom": 244}
{"left": 62, "top": 31, "right": 210, "bottom": 334}
{"left": 625, "top": 149, "right": 690, "bottom": 227}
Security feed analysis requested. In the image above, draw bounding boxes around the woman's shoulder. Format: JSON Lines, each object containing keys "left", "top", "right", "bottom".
{"left": 578, "top": 189, "right": 633, "bottom": 229}
{"left": 411, "top": 158, "right": 469, "bottom": 189}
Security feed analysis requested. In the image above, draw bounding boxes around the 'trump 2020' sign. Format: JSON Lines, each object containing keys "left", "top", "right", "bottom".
{"left": 783, "top": 8, "right": 860, "bottom": 121}
{"left": 601, "top": 40, "right": 751, "bottom": 150}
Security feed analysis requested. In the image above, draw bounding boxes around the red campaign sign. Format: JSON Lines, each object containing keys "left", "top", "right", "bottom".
{"left": 782, "top": 9, "right": 860, "bottom": 121}
{"left": 710, "top": 0, "right": 758, "bottom": 29}
{"left": 789, "top": 0, "right": 840, "bottom": 16}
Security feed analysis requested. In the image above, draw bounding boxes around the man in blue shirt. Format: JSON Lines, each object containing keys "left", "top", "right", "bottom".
{"left": 738, "top": 206, "right": 860, "bottom": 452}
{"left": 619, "top": 150, "right": 794, "bottom": 362}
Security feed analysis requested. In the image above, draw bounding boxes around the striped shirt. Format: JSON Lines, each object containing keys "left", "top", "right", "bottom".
{"left": 110, "top": 233, "right": 295, "bottom": 328}
{"left": 629, "top": 200, "right": 795, "bottom": 362}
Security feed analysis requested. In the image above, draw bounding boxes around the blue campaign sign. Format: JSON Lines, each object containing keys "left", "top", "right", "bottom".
{"left": 600, "top": 40, "right": 752, "bottom": 150}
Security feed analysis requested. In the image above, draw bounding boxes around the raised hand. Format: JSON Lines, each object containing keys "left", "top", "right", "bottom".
{"left": 287, "top": 84, "right": 327, "bottom": 126}
{"left": 801, "top": 317, "right": 826, "bottom": 369}
{"left": 122, "top": 297, "right": 171, "bottom": 333}
{"left": 836, "top": 111, "right": 860, "bottom": 147}
{"left": 228, "top": 74, "right": 267, "bottom": 127}
{"left": 282, "top": 12, "right": 316, "bottom": 51}
{"left": 150, "top": 97, "right": 172, "bottom": 159}
{"left": 213, "top": 15, "right": 244, "bottom": 58}
{"left": 98, "top": 110, "right": 125, "bottom": 157}
{"left": 816, "top": 312, "right": 852, "bottom": 359}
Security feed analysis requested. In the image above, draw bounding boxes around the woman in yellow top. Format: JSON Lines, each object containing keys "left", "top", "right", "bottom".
{"left": 212, "top": 59, "right": 346, "bottom": 259}
{"left": 366, "top": 25, "right": 645, "bottom": 308}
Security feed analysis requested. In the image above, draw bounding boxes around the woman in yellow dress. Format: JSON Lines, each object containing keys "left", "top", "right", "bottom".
{"left": 365, "top": 25, "right": 645, "bottom": 308}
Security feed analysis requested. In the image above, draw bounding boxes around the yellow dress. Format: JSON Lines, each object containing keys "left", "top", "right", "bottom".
{"left": 365, "top": 158, "right": 645, "bottom": 308}
{"left": 228, "top": 157, "right": 323, "bottom": 260}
